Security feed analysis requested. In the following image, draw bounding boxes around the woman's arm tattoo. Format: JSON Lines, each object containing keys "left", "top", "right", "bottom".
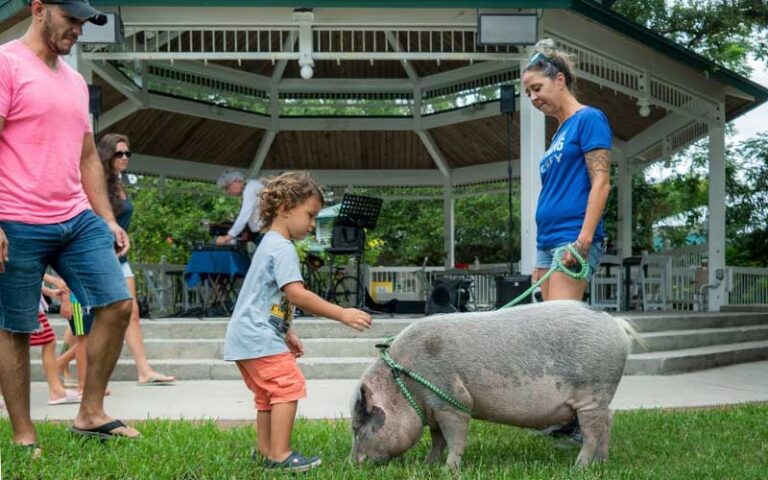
{"left": 585, "top": 149, "right": 611, "bottom": 183}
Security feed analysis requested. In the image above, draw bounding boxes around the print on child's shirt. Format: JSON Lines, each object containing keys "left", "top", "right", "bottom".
{"left": 268, "top": 297, "right": 295, "bottom": 336}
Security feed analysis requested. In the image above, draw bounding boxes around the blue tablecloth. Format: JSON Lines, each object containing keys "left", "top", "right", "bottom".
{"left": 184, "top": 250, "right": 250, "bottom": 288}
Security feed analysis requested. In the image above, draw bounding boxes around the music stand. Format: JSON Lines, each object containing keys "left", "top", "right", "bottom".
{"left": 335, "top": 194, "right": 382, "bottom": 229}
{"left": 326, "top": 194, "right": 383, "bottom": 311}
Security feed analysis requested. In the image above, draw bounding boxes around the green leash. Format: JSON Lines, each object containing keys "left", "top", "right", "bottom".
{"left": 500, "top": 243, "right": 590, "bottom": 309}
{"left": 377, "top": 243, "right": 591, "bottom": 424}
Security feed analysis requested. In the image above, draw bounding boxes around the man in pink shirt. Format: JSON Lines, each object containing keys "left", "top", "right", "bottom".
{"left": 0, "top": 0, "right": 140, "bottom": 453}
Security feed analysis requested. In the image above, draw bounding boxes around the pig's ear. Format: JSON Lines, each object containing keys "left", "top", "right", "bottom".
{"left": 360, "top": 383, "right": 375, "bottom": 414}
{"left": 355, "top": 383, "right": 386, "bottom": 431}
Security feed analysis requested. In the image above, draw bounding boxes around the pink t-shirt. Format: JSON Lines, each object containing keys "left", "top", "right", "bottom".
{"left": 0, "top": 40, "right": 92, "bottom": 224}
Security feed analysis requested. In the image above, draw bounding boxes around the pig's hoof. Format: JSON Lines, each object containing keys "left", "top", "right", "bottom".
{"left": 424, "top": 454, "right": 442, "bottom": 465}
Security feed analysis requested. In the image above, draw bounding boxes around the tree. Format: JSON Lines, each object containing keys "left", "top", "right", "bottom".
{"left": 127, "top": 177, "right": 239, "bottom": 265}
{"left": 602, "top": 1, "right": 768, "bottom": 265}
{"left": 612, "top": 0, "right": 768, "bottom": 73}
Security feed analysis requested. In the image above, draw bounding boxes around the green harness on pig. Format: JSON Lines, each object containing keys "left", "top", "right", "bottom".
{"left": 376, "top": 338, "right": 471, "bottom": 424}
{"left": 376, "top": 244, "right": 589, "bottom": 425}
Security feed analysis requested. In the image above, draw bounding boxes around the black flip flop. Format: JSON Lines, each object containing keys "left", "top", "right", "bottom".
{"left": 70, "top": 419, "right": 140, "bottom": 440}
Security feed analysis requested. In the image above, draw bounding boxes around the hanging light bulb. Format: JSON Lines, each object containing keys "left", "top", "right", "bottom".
{"left": 637, "top": 97, "right": 651, "bottom": 117}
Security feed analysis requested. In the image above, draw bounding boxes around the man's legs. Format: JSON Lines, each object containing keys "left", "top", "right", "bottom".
{"left": 0, "top": 331, "right": 35, "bottom": 445}
{"left": 73, "top": 299, "right": 138, "bottom": 436}
{"left": 50, "top": 211, "right": 136, "bottom": 435}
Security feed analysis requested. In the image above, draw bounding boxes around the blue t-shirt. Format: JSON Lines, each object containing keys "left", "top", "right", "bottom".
{"left": 223, "top": 231, "right": 303, "bottom": 361}
{"left": 536, "top": 106, "right": 612, "bottom": 250}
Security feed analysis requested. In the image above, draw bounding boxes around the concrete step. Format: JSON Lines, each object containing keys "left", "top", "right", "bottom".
{"left": 625, "top": 340, "right": 768, "bottom": 375}
{"left": 48, "top": 317, "right": 416, "bottom": 340}
{"left": 631, "top": 325, "right": 768, "bottom": 353}
{"left": 47, "top": 312, "right": 768, "bottom": 339}
{"left": 623, "top": 312, "right": 768, "bottom": 332}
{"left": 31, "top": 340, "right": 768, "bottom": 380}
{"left": 31, "top": 357, "right": 376, "bottom": 381}
{"left": 30, "top": 337, "right": 387, "bottom": 361}
{"left": 720, "top": 305, "right": 768, "bottom": 313}
{"left": 132, "top": 337, "right": 383, "bottom": 359}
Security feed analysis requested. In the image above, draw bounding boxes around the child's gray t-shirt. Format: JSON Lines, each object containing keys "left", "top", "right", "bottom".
{"left": 223, "top": 231, "right": 303, "bottom": 361}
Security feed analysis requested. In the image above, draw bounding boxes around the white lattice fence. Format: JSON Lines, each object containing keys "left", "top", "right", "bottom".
{"left": 728, "top": 267, "right": 768, "bottom": 306}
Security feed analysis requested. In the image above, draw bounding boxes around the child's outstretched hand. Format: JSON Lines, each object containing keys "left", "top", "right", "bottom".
{"left": 286, "top": 330, "right": 304, "bottom": 357}
{"left": 340, "top": 308, "right": 372, "bottom": 331}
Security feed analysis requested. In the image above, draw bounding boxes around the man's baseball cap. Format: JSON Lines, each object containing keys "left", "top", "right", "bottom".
{"left": 33, "top": 0, "right": 108, "bottom": 26}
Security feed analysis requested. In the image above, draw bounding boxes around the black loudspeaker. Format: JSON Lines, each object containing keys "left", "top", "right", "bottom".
{"left": 500, "top": 84, "right": 516, "bottom": 114}
{"left": 495, "top": 275, "right": 532, "bottom": 308}
{"left": 426, "top": 278, "right": 472, "bottom": 316}
{"left": 330, "top": 225, "right": 364, "bottom": 251}
{"left": 88, "top": 84, "right": 103, "bottom": 116}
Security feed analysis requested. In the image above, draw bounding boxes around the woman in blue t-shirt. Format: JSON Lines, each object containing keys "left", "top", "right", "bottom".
{"left": 521, "top": 39, "right": 613, "bottom": 444}
{"left": 522, "top": 39, "right": 612, "bottom": 303}
{"left": 97, "top": 133, "right": 175, "bottom": 385}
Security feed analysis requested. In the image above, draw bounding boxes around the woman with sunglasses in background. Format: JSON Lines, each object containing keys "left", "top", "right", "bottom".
{"left": 97, "top": 134, "right": 176, "bottom": 385}
{"left": 521, "top": 39, "right": 613, "bottom": 443}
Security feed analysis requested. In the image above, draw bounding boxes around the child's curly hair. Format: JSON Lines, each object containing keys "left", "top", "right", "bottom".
{"left": 259, "top": 171, "right": 324, "bottom": 228}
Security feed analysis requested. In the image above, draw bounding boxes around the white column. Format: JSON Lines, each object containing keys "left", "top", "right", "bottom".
{"left": 63, "top": 45, "right": 92, "bottom": 81}
{"left": 443, "top": 180, "right": 455, "bottom": 268}
{"left": 616, "top": 150, "right": 633, "bottom": 258}
{"left": 519, "top": 63, "right": 545, "bottom": 274}
{"left": 707, "top": 105, "right": 726, "bottom": 311}
{"left": 63, "top": 46, "right": 94, "bottom": 127}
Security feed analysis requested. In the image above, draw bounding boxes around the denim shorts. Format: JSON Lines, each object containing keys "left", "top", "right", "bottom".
{"left": 535, "top": 241, "right": 606, "bottom": 281}
{"left": 0, "top": 210, "right": 131, "bottom": 333}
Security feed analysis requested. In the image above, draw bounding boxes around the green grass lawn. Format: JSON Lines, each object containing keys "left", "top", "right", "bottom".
{"left": 2, "top": 403, "right": 767, "bottom": 479}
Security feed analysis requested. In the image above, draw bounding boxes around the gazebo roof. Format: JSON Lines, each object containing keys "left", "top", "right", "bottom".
{"left": 1, "top": 1, "right": 765, "bottom": 185}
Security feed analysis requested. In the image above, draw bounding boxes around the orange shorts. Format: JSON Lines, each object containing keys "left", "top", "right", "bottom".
{"left": 236, "top": 352, "right": 307, "bottom": 411}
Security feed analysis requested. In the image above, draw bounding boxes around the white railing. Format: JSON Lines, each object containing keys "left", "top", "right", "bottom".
{"left": 667, "top": 245, "right": 707, "bottom": 269}
{"left": 368, "top": 264, "right": 510, "bottom": 309}
{"left": 667, "top": 245, "right": 707, "bottom": 311}
{"left": 84, "top": 27, "right": 523, "bottom": 62}
{"left": 133, "top": 258, "right": 200, "bottom": 317}
{"left": 134, "top": 253, "right": 766, "bottom": 317}
{"left": 368, "top": 266, "right": 445, "bottom": 301}
{"left": 728, "top": 267, "right": 768, "bottom": 306}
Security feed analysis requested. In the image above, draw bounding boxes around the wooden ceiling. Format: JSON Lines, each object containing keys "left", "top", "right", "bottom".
{"left": 97, "top": 74, "right": 689, "bottom": 174}
{"left": 264, "top": 131, "right": 435, "bottom": 170}
{"left": 107, "top": 110, "right": 265, "bottom": 168}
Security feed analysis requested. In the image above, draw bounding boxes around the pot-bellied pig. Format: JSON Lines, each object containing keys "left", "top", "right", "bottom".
{"left": 351, "top": 300, "right": 632, "bottom": 469}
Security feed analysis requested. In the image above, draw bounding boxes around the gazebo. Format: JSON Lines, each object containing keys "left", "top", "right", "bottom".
{"left": 2, "top": 0, "right": 766, "bottom": 311}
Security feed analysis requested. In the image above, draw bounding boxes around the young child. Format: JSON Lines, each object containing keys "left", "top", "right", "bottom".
{"left": 56, "top": 293, "right": 92, "bottom": 393}
{"left": 32, "top": 275, "right": 81, "bottom": 405}
{"left": 224, "top": 171, "right": 372, "bottom": 472}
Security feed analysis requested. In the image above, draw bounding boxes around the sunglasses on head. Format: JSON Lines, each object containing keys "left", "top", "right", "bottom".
{"left": 113, "top": 150, "right": 132, "bottom": 159}
{"left": 526, "top": 51, "right": 552, "bottom": 68}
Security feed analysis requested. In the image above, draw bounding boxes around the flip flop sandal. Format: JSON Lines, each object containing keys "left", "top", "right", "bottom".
{"left": 70, "top": 420, "right": 141, "bottom": 440}
{"left": 48, "top": 389, "right": 82, "bottom": 405}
